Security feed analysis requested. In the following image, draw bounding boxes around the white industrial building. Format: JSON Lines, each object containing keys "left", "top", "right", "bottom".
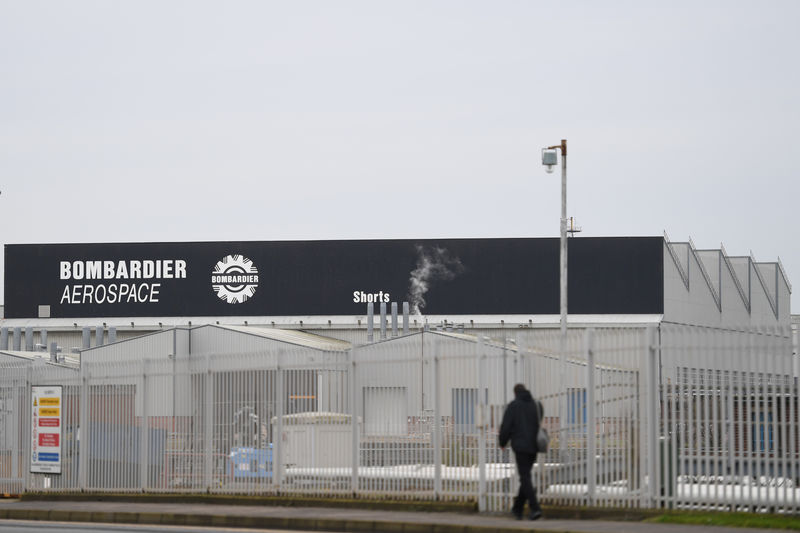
{"left": 0, "top": 236, "right": 794, "bottom": 428}
{"left": 0, "top": 235, "right": 793, "bottom": 350}
{"left": 0, "top": 235, "right": 797, "bottom": 511}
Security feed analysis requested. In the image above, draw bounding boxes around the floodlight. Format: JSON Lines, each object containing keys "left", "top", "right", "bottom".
{"left": 542, "top": 149, "right": 558, "bottom": 174}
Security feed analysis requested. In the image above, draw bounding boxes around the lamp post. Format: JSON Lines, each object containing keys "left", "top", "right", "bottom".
{"left": 542, "top": 139, "right": 568, "bottom": 357}
{"left": 543, "top": 139, "right": 568, "bottom": 460}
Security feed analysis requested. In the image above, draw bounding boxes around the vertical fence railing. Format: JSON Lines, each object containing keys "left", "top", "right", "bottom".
{"left": 432, "top": 338, "right": 442, "bottom": 500}
{"left": 645, "top": 326, "right": 659, "bottom": 508}
{"left": 477, "top": 337, "right": 488, "bottom": 512}
{"left": 349, "top": 346, "right": 358, "bottom": 495}
{"left": 585, "top": 328, "right": 596, "bottom": 506}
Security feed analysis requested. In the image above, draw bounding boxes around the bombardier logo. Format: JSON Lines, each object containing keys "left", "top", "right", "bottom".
{"left": 211, "top": 255, "right": 259, "bottom": 304}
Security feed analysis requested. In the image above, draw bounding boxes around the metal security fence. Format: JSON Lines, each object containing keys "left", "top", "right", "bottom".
{"left": 656, "top": 325, "right": 798, "bottom": 512}
{"left": 0, "top": 327, "right": 797, "bottom": 514}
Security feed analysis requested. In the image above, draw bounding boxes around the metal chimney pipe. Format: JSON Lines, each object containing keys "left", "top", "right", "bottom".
{"left": 82, "top": 327, "right": 91, "bottom": 349}
{"left": 380, "top": 302, "right": 387, "bottom": 340}
{"left": 25, "top": 327, "right": 34, "bottom": 351}
{"left": 12, "top": 327, "right": 21, "bottom": 351}
{"left": 108, "top": 327, "right": 117, "bottom": 344}
{"left": 50, "top": 342, "right": 58, "bottom": 363}
{"left": 40, "top": 329, "right": 48, "bottom": 350}
{"left": 402, "top": 302, "right": 409, "bottom": 334}
{"left": 367, "top": 302, "right": 374, "bottom": 342}
{"left": 95, "top": 325, "right": 104, "bottom": 347}
{"left": 0, "top": 328, "right": 8, "bottom": 350}
{"left": 391, "top": 302, "right": 398, "bottom": 337}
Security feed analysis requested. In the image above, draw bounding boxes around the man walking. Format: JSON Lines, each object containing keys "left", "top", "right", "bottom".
{"left": 499, "top": 383, "right": 543, "bottom": 520}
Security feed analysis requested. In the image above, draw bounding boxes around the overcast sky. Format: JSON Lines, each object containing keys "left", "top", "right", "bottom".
{"left": 1, "top": 1, "right": 798, "bottom": 312}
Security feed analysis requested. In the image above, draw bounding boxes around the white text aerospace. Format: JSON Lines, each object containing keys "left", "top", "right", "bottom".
{"left": 59, "top": 259, "right": 187, "bottom": 305}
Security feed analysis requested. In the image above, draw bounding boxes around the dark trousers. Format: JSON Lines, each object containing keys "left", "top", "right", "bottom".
{"left": 512, "top": 451, "right": 540, "bottom": 514}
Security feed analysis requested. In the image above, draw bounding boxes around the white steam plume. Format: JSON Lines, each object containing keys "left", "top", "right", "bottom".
{"left": 408, "top": 245, "right": 464, "bottom": 316}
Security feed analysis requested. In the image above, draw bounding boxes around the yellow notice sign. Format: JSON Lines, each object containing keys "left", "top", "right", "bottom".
{"left": 39, "top": 407, "right": 60, "bottom": 417}
{"left": 39, "top": 397, "right": 60, "bottom": 406}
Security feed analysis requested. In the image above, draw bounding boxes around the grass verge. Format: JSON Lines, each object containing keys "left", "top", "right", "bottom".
{"left": 647, "top": 511, "right": 800, "bottom": 530}
{"left": 20, "top": 492, "right": 477, "bottom": 514}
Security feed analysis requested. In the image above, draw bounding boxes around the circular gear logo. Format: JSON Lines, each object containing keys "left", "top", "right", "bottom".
{"left": 211, "top": 255, "right": 259, "bottom": 304}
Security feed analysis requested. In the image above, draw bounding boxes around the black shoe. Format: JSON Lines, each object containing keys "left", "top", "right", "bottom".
{"left": 511, "top": 509, "right": 523, "bottom": 520}
{"left": 529, "top": 510, "right": 542, "bottom": 521}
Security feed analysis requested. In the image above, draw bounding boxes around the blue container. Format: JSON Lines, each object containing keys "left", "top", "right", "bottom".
{"left": 230, "top": 445, "right": 272, "bottom": 479}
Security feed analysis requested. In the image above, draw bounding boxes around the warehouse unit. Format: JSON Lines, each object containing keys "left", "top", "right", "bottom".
{"left": 0, "top": 235, "right": 791, "bottom": 347}
{"left": 1, "top": 235, "right": 793, "bottom": 434}
{"left": 0, "top": 252, "right": 796, "bottom": 511}
{"left": 0, "top": 235, "right": 796, "bottom": 510}
{"left": 0, "top": 234, "right": 794, "bottom": 414}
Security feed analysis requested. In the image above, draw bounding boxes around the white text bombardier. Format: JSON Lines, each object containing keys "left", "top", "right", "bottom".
{"left": 60, "top": 260, "right": 187, "bottom": 280}
{"left": 58, "top": 259, "right": 187, "bottom": 305}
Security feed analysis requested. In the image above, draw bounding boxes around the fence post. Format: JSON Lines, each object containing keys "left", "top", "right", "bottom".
{"left": 792, "top": 328, "right": 799, "bottom": 511}
{"left": 477, "top": 338, "right": 487, "bottom": 512}
{"left": 350, "top": 347, "right": 359, "bottom": 495}
{"left": 433, "top": 337, "right": 442, "bottom": 499}
{"left": 10, "top": 370, "right": 21, "bottom": 493}
{"left": 203, "top": 353, "right": 213, "bottom": 492}
{"left": 78, "top": 362, "right": 88, "bottom": 491}
{"left": 139, "top": 359, "right": 148, "bottom": 492}
{"left": 585, "top": 328, "right": 596, "bottom": 506}
{"left": 23, "top": 365, "right": 32, "bottom": 492}
{"left": 644, "top": 326, "right": 659, "bottom": 508}
{"left": 273, "top": 351, "right": 284, "bottom": 490}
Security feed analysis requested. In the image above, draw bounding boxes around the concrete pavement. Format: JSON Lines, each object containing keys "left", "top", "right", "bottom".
{"left": 0, "top": 497, "right": 786, "bottom": 533}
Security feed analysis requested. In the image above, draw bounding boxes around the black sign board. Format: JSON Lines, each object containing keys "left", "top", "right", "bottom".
{"left": 3, "top": 237, "right": 664, "bottom": 319}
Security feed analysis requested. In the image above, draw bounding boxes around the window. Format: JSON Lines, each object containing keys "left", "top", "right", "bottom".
{"left": 452, "top": 388, "right": 488, "bottom": 435}
{"left": 751, "top": 410, "right": 774, "bottom": 452}
{"left": 567, "top": 388, "right": 587, "bottom": 428}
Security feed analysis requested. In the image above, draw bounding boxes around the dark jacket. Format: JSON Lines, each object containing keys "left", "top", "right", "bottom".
{"left": 498, "top": 388, "right": 541, "bottom": 454}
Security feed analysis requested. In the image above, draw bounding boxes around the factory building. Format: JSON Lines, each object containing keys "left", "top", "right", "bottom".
{"left": 0, "top": 235, "right": 792, "bottom": 351}
{"left": 0, "top": 235, "right": 795, "bottom": 504}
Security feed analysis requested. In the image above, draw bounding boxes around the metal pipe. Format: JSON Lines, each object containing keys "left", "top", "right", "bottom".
{"left": 0, "top": 327, "right": 8, "bottom": 350}
{"left": 391, "top": 302, "right": 398, "bottom": 337}
{"left": 367, "top": 302, "right": 374, "bottom": 342}
{"left": 96, "top": 325, "right": 104, "bottom": 347}
{"left": 25, "top": 327, "right": 34, "bottom": 351}
{"left": 40, "top": 329, "right": 48, "bottom": 351}
{"left": 108, "top": 327, "right": 117, "bottom": 344}
{"left": 402, "top": 302, "right": 409, "bottom": 334}
{"left": 380, "top": 302, "right": 387, "bottom": 340}
{"left": 12, "top": 327, "right": 21, "bottom": 350}
{"left": 82, "top": 327, "right": 91, "bottom": 349}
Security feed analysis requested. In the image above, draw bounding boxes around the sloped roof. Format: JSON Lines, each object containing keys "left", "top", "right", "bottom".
{"left": 208, "top": 324, "right": 352, "bottom": 352}
{"left": 0, "top": 350, "right": 80, "bottom": 368}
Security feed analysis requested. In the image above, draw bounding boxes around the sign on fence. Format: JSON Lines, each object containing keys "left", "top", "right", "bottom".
{"left": 31, "top": 385, "right": 62, "bottom": 474}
